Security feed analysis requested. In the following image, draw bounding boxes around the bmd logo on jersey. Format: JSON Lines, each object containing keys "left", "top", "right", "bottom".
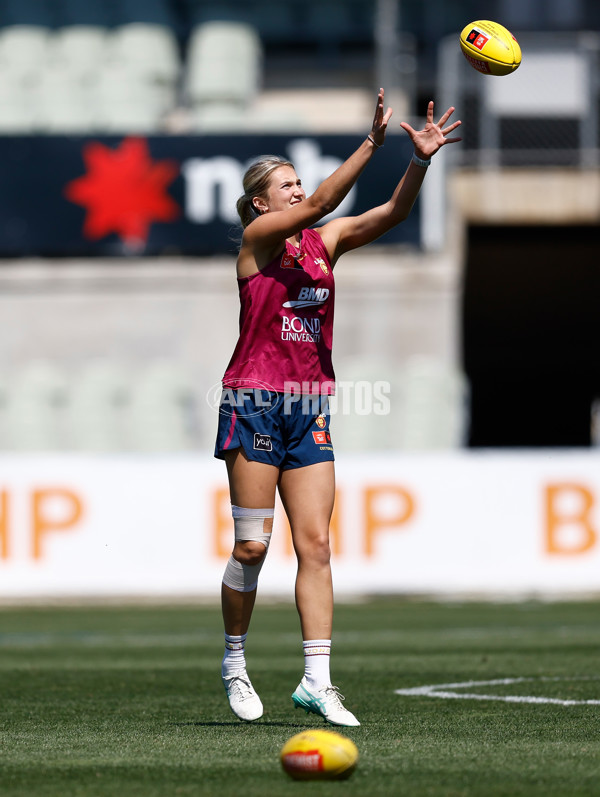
{"left": 283, "top": 287, "right": 330, "bottom": 309}
{"left": 253, "top": 433, "right": 273, "bottom": 452}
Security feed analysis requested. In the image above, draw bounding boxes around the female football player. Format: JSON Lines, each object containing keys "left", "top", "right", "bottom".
{"left": 215, "top": 89, "right": 461, "bottom": 724}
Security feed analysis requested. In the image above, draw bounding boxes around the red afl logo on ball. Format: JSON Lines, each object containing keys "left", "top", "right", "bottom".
{"left": 467, "top": 29, "right": 489, "bottom": 49}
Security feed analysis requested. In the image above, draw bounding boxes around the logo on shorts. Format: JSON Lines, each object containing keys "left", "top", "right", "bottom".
{"left": 315, "top": 414, "right": 326, "bottom": 429}
{"left": 467, "top": 29, "right": 489, "bottom": 50}
{"left": 253, "top": 433, "right": 273, "bottom": 451}
{"left": 312, "top": 430, "right": 331, "bottom": 445}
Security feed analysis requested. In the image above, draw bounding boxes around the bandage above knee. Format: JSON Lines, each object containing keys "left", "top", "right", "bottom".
{"left": 222, "top": 505, "right": 274, "bottom": 592}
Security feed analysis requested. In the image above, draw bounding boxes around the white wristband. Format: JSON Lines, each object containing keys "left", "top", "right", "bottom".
{"left": 412, "top": 153, "right": 431, "bottom": 168}
{"left": 367, "top": 134, "right": 382, "bottom": 149}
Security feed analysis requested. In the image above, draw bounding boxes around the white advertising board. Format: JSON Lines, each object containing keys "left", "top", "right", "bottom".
{"left": 0, "top": 452, "right": 599, "bottom": 598}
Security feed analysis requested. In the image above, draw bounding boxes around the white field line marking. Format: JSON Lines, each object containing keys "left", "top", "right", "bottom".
{"left": 395, "top": 677, "right": 600, "bottom": 706}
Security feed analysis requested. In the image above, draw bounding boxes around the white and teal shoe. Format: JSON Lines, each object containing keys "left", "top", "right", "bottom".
{"left": 291, "top": 679, "right": 360, "bottom": 727}
{"left": 223, "top": 671, "right": 263, "bottom": 722}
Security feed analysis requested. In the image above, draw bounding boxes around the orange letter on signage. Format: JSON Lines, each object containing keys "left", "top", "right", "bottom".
{"left": 0, "top": 490, "right": 8, "bottom": 559}
{"left": 32, "top": 488, "right": 83, "bottom": 560}
{"left": 281, "top": 488, "right": 342, "bottom": 558}
{"left": 213, "top": 486, "right": 233, "bottom": 558}
{"left": 545, "top": 483, "right": 597, "bottom": 555}
{"left": 329, "top": 488, "right": 342, "bottom": 557}
{"left": 364, "top": 485, "right": 415, "bottom": 557}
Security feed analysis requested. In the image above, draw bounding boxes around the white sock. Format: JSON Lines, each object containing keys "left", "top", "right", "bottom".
{"left": 302, "top": 639, "right": 332, "bottom": 689}
{"left": 222, "top": 632, "right": 247, "bottom": 678}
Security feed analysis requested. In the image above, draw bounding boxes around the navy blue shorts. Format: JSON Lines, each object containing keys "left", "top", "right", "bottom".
{"left": 214, "top": 389, "right": 334, "bottom": 470}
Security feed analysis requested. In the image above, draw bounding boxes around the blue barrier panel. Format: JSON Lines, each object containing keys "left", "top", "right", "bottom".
{"left": 0, "top": 134, "right": 420, "bottom": 257}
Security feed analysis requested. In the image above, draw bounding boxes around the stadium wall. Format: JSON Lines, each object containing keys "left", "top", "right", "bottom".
{"left": 0, "top": 248, "right": 460, "bottom": 454}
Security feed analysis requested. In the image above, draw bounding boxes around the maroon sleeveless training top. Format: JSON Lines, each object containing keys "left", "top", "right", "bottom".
{"left": 222, "top": 228, "right": 335, "bottom": 394}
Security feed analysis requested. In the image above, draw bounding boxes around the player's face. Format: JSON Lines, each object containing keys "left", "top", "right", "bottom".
{"left": 264, "top": 166, "right": 305, "bottom": 211}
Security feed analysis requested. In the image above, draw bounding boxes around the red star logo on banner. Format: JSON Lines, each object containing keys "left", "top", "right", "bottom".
{"left": 64, "top": 138, "right": 180, "bottom": 246}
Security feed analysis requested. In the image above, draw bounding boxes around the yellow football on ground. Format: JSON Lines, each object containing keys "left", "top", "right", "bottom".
{"left": 280, "top": 729, "right": 359, "bottom": 781}
{"left": 459, "top": 20, "right": 522, "bottom": 75}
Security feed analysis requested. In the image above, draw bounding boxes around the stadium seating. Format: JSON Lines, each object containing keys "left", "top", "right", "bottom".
{"left": 331, "top": 354, "right": 469, "bottom": 452}
{"left": 0, "top": 76, "right": 38, "bottom": 131}
{"left": 109, "top": 23, "right": 180, "bottom": 83}
{"left": 51, "top": 25, "right": 110, "bottom": 74}
{"left": 0, "top": 10, "right": 337, "bottom": 133}
{"left": 32, "top": 66, "right": 93, "bottom": 133}
{"left": 331, "top": 356, "right": 404, "bottom": 452}
{"left": 0, "top": 25, "right": 51, "bottom": 76}
{"left": 0, "top": 359, "right": 203, "bottom": 452}
{"left": 127, "top": 361, "right": 198, "bottom": 452}
{"left": 0, "top": 352, "right": 470, "bottom": 453}
{"left": 68, "top": 360, "right": 130, "bottom": 452}
{"left": 398, "top": 356, "right": 469, "bottom": 450}
{"left": 92, "top": 65, "right": 173, "bottom": 132}
{"left": 186, "top": 21, "right": 262, "bottom": 131}
{"left": 0, "top": 19, "right": 182, "bottom": 133}
{"left": 4, "top": 360, "right": 67, "bottom": 451}
{"left": 186, "top": 21, "right": 261, "bottom": 104}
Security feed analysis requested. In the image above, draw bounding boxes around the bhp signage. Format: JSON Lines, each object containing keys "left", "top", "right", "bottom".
{"left": 0, "top": 134, "right": 419, "bottom": 256}
{"left": 0, "top": 452, "right": 599, "bottom": 598}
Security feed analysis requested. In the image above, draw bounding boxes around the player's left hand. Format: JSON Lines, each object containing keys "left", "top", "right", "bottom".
{"left": 400, "top": 101, "right": 462, "bottom": 160}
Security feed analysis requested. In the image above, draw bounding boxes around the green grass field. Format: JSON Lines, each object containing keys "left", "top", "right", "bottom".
{"left": 1, "top": 599, "right": 599, "bottom": 796}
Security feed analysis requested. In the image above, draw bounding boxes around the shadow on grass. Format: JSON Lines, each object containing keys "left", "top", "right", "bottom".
{"left": 171, "top": 721, "right": 308, "bottom": 728}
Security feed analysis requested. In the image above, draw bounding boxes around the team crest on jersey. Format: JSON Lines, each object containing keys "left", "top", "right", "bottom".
{"left": 315, "top": 414, "right": 326, "bottom": 429}
{"left": 315, "top": 257, "right": 329, "bottom": 275}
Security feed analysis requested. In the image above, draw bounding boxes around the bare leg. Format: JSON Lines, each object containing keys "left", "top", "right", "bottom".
{"left": 222, "top": 449, "right": 279, "bottom": 635}
{"left": 278, "top": 461, "right": 335, "bottom": 640}
{"left": 279, "top": 461, "right": 360, "bottom": 726}
{"left": 221, "top": 584, "right": 257, "bottom": 637}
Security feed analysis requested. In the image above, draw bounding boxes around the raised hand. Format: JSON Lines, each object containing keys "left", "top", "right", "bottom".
{"left": 400, "top": 101, "right": 462, "bottom": 160}
{"left": 369, "top": 87, "right": 393, "bottom": 148}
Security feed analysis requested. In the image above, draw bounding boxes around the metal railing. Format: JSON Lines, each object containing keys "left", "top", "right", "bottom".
{"left": 438, "top": 31, "right": 600, "bottom": 168}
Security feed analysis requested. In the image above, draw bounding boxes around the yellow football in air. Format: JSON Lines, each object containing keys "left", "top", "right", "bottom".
{"left": 460, "top": 20, "right": 522, "bottom": 76}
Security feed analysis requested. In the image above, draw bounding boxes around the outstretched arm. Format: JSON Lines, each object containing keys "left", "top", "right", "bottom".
{"left": 318, "top": 101, "right": 461, "bottom": 263}
{"left": 242, "top": 89, "right": 393, "bottom": 253}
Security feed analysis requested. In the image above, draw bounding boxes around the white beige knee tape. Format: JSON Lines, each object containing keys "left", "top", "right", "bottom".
{"left": 222, "top": 505, "right": 274, "bottom": 592}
